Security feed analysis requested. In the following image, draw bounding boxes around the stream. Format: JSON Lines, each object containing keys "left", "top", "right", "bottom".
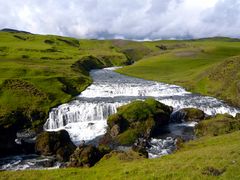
{"left": 1, "top": 67, "right": 239, "bottom": 170}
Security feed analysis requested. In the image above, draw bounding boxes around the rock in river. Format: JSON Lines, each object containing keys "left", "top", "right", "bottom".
{"left": 35, "top": 130, "right": 76, "bottom": 162}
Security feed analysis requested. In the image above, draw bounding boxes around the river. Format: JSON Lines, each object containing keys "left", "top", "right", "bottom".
{"left": 1, "top": 67, "right": 239, "bottom": 170}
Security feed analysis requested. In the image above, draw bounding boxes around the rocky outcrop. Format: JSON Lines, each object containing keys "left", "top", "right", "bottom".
{"left": 68, "top": 145, "right": 103, "bottom": 167}
{"left": 100, "top": 98, "right": 173, "bottom": 147}
{"left": 171, "top": 108, "right": 205, "bottom": 123}
{"left": 0, "top": 109, "right": 30, "bottom": 157}
{"left": 35, "top": 130, "right": 76, "bottom": 162}
{"left": 195, "top": 113, "right": 240, "bottom": 137}
{"left": 132, "top": 138, "right": 150, "bottom": 157}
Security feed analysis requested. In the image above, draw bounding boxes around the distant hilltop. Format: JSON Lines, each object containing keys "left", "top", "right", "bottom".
{"left": 0, "top": 28, "right": 32, "bottom": 34}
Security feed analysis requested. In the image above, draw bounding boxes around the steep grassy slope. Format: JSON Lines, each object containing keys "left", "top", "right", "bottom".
{"left": 2, "top": 32, "right": 239, "bottom": 129}
{"left": 117, "top": 38, "right": 240, "bottom": 107}
{"left": 0, "top": 32, "right": 131, "bottom": 129}
{"left": 1, "top": 131, "right": 240, "bottom": 179}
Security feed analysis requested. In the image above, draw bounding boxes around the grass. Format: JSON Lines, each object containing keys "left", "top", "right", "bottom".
{"left": 0, "top": 32, "right": 129, "bottom": 128}
{"left": 117, "top": 38, "right": 240, "bottom": 107}
{"left": 1, "top": 32, "right": 240, "bottom": 179}
{"left": 1, "top": 131, "right": 240, "bottom": 179}
{"left": 195, "top": 114, "right": 240, "bottom": 137}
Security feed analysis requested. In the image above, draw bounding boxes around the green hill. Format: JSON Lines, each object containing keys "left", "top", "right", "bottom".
{"left": 0, "top": 32, "right": 131, "bottom": 129}
{"left": 0, "top": 32, "right": 240, "bottom": 179}
{"left": 117, "top": 38, "right": 240, "bottom": 107}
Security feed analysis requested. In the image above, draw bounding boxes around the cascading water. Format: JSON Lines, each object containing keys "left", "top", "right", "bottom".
{"left": 2, "top": 67, "right": 240, "bottom": 171}
{"left": 44, "top": 67, "right": 240, "bottom": 146}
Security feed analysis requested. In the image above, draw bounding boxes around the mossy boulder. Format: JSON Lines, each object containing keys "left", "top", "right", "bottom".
{"left": 101, "top": 99, "right": 173, "bottom": 146}
{"left": 68, "top": 145, "right": 104, "bottom": 167}
{"left": 171, "top": 108, "right": 205, "bottom": 123}
{"left": 35, "top": 130, "right": 76, "bottom": 162}
{"left": 195, "top": 113, "right": 240, "bottom": 137}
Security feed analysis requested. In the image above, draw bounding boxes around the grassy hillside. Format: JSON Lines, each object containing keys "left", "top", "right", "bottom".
{"left": 1, "top": 32, "right": 240, "bottom": 179}
{"left": 0, "top": 32, "right": 132, "bottom": 129}
{"left": 1, "top": 32, "right": 239, "bottom": 129}
{"left": 1, "top": 131, "right": 240, "bottom": 179}
{"left": 117, "top": 38, "right": 240, "bottom": 107}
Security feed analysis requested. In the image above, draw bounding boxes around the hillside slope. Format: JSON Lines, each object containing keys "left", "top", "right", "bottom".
{"left": 117, "top": 38, "right": 240, "bottom": 107}
{"left": 1, "top": 33, "right": 240, "bottom": 178}
{"left": 0, "top": 32, "right": 131, "bottom": 130}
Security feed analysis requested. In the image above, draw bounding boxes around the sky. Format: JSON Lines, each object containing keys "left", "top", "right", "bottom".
{"left": 0, "top": 0, "right": 239, "bottom": 40}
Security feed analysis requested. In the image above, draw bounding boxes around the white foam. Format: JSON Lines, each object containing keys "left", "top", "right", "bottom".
{"left": 44, "top": 67, "right": 240, "bottom": 145}
{"left": 147, "top": 137, "right": 176, "bottom": 159}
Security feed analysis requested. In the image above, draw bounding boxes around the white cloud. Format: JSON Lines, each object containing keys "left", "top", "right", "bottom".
{"left": 0, "top": 0, "right": 239, "bottom": 39}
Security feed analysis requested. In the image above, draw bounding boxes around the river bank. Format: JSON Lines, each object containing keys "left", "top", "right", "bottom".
{"left": 1, "top": 67, "right": 239, "bottom": 171}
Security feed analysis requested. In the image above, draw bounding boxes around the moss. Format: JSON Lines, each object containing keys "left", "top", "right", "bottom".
{"left": 107, "top": 114, "right": 122, "bottom": 128}
{"left": 117, "top": 101, "right": 152, "bottom": 123}
{"left": 179, "top": 108, "right": 205, "bottom": 122}
{"left": 117, "top": 129, "right": 139, "bottom": 145}
{"left": 195, "top": 114, "right": 240, "bottom": 137}
{"left": 106, "top": 99, "right": 172, "bottom": 146}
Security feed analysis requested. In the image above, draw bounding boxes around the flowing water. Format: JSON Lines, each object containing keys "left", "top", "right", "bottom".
{"left": 44, "top": 67, "right": 239, "bottom": 145}
{"left": 1, "top": 67, "right": 240, "bottom": 170}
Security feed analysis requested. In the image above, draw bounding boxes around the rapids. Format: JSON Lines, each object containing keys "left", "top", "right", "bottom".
{"left": 1, "top": 67, "right": 240, "bottom": 170}
{"left": 44, "top": 67, "right": 240, "bottom": 145}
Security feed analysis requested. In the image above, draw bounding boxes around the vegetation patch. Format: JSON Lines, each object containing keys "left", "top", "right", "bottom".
{"left": 117, "top": 38, "right": 240, "bottom": 107}
{"left": 195, "top": 113, "right": 240, "bottom": 137}
{"left": 101, "top": 99, "right": 172, "bottom": 146}
{"left": 2, "top": 131, "right": 240, "bottom": 179}
{"left": 202, "top": 166, "right": 226, "bottom": 176}
{"left": 57, "top": 38, "right": 80, "bottom": 47}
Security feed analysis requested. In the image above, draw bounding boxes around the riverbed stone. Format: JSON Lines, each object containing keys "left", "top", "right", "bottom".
{"left": 172, "top": 108, "right": 205, "bottom": 122}
{"left": 101, "top": 98, "right": 173, "bottom": 147}
{"left": 132, "top": 138, "right": 150, "bottom": 157}
{"left": 68, "top": 144, "right": 103, "bottom": 167}
{"left": 35, "top": 130, "right": 76, "bottom": 162}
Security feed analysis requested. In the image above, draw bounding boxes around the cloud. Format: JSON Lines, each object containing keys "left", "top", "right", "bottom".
{"left": 0, "top": 0, "right": 239, "bottom": 39}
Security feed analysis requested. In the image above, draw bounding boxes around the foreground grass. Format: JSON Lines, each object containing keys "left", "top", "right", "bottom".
{"left": 117, "top": 38, "right": 240, "bottom": 107}
{"left": 1, "top": 131, "right": 240, "bottom": 179}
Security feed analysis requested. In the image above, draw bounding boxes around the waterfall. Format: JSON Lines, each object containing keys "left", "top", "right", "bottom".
{"left": 44, "top": 101, "right": 126, "bottom": 129}
{"left": 44, "top": 68, "right": 240, "bottom": 145}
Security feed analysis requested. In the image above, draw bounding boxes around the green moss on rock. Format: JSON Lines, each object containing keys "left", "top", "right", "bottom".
{"left": 102, "top": 99, "right": 173, "bottom": 146}
{"left": 195, "top": 114, "right": 240, "bottom": 137}
{"left": 180, "top": 108, "right": 205, "bottom": 122}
